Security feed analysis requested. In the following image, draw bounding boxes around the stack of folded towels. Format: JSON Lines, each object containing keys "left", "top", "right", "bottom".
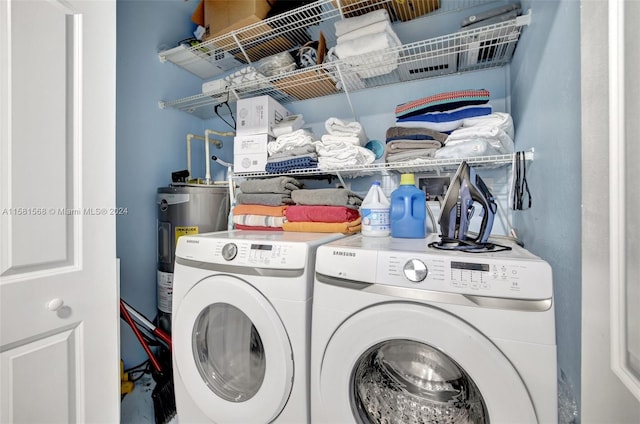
{"left": 383, "top": 126, "right": 448, "bottom": 164}
{"left": 266, "top": 129, "right": 319, "bottom": 173}
{"left": 314, "top": 117, "right": 375, "bottom": 170}
{"left": 333, "top": 9, "right": 402, "bottom": 79}
{"left": 393, "top": 89, "right": 515, "bottom": 160}
{"left": 283, "top": 188, "right": 363, "bottom": 234}
{"left": 233, "top": 177, "right": 302, "bottom": 231}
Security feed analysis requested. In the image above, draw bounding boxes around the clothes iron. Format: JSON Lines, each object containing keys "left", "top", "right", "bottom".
{"left": 435, "top": 161, "right": 497, "bottom": 248}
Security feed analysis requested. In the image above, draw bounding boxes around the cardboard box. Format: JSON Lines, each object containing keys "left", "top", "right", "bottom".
{"left": 235, "top": 95, "right": 291, "bottom": 136}
{"left": 203, "top": 0, "right": 272, "bottom": 41}
{"left": 332, "top": 0, "right": 439, "bottom": 21}
{"left": 233, "top": 133, "right": 273, "bottom": 173}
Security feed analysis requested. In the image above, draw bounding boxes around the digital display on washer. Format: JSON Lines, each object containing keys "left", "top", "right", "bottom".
{"left": 251, "top": 244, "right": 273, "bottom": 251}
{"left": 451, "top": 261, "right": 490, "bottom": 272}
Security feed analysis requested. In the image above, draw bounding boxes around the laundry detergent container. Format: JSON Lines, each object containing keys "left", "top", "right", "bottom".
{"left": 390, "top": 174, "right": 426, "bottom": 238}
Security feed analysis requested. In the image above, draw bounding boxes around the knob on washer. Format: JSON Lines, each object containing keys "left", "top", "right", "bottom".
{"left": 221, "top": 243, "right": 238, "bottom": 261}
{"left": 403, "top": 259, "right": 428, "bottom": 282}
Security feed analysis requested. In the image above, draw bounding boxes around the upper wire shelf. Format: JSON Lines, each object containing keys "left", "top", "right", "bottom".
{"left": 159, "top": 11, "right": 530, "bottom": 119}
{"left": 232, "top": 151, "right": 533, "bottom": 179}
{"left": 158, "top": 0, "right": 501, "bottom": 78}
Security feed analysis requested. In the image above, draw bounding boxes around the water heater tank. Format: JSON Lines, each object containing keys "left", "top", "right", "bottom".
{"left": 156, "top": 185, "right": 229, "bottom": 333}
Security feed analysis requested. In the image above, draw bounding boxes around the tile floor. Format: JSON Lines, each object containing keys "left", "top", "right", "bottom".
{"left": 121, "top": 373, "right": 156, "bottom": 424}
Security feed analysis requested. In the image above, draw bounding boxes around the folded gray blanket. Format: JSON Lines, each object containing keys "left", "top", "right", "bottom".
{"left": 385, "top": 126, "right": 448, "bottom": 143}
{"left": 291, "top": 188, "right": 363, "bottom": 207}
{"left": 386, "top": 148, "right": 439, "bottom": 163}
{"left": 383, "top": 139, "right": 443, "bottom": 162}
{"left": 235, "top": 192, "right": 295, "bottom": 206}
{"left": 239, "top": 176, "right": 303, "bottom": 194}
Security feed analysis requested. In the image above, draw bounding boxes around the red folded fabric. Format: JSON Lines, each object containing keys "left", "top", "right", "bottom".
{"left": 285, "top": 205, "right": 360, "bottom": 223}
{"left": 234, "top": 224, "right": 283, "bottom": 231}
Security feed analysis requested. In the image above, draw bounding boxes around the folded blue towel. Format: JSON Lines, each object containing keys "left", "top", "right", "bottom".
{"left": 265, "top": 156, "right": 318, "bottom": 173}
{"left": 396, "top": 105, "right": 492, "bottom": 124}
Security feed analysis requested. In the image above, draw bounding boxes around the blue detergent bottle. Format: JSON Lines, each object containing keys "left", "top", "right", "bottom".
{"left": 390, "top": 173, "right": 426, "bottom": 238}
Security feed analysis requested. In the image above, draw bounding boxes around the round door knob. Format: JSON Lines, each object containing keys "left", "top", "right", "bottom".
{"left": 47, "top": 298, "right": 64, "bottom": 311}
{"left": 403, "top": 259, "right": 428, "bottom": 282}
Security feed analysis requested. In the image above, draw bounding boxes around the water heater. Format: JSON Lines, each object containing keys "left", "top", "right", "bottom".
{"left": 156, "top": 185, "right": 229, "bottom": 333}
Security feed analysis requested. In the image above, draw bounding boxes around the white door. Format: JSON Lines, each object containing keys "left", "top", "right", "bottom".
{"left": 0, "top": 0, "right": 119, "bottom": 423}
{"left": 581, "top": 0, "right": 640, "bottom": 422}
{"left": 173, "top": 275, "right": 294, "bottom": 423}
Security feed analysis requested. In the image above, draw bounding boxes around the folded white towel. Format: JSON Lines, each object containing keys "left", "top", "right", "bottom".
{"left": 317, "top": 146, "right": 376, "bottom": 170}
{"left": 459, "top": 112, "right": 515, "bottom": 140}
{"left": 444, "top": 125, "right": 515, "bottom": 154}
{"left": 334, "top": 9, "right": 390, "bottom": 37}
{"left": 320, "top": 134, "right": 363, "bottom": 146}
{"left": 334, "top": 31, "right": 402, "bottom": 78}
{"left": 334, "top": 30, "right": 401, "bottom": 58}
{"left": 434, "top": 137, "right": 513, "bottom": 159}
{"left": 267, "top": 129, "right": 317, "bottom": 155}
{"left": 324, "top": 117, "right": 364, "bottom": 135}
{"left": 337, "top": 21, "right": 395, "bottom": 44}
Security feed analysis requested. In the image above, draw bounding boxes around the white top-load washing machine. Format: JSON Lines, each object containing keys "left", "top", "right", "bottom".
{"left": 311, "top": 234, "right": 558, "bottom": 424}
{"left": 172, "top": 230, "right": 346, "bottom": 424}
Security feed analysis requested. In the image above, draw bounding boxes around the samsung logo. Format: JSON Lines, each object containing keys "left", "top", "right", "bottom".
{"left": 333, "top": 250, "right": 355, "bottom": 257}
{"left": 186, "top": 240, "right": 199, "bottom": 244}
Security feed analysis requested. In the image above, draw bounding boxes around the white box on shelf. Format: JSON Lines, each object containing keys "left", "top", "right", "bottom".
{"left": 235, "top": 95, "right": 291, "bottom": 136}
{"left": 233, "top": 133, "right": 273, "bottom": 172}
{"left": 233, "top": 133, "right": 273, "bottom": 154}
{"left": 234, "top": 153, "right": 267, "bottom": 173}
{"left": 158, "top": 44, "right": 241, "bottom": 80}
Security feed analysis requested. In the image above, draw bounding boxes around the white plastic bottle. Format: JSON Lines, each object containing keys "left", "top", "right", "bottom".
{"left": 361, "top": 181, "right": 391, "bottom": 237}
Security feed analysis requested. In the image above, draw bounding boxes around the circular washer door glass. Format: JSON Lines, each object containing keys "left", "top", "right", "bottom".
{"left": 352, "top": 339, "right": 488, "bottom": 424}
{"left": 192, "top": 302, "right": 266, "bottom": 402}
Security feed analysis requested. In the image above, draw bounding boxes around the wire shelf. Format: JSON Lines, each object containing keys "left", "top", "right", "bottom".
{"left": 232, "top": 151, "right": 533, "bottom": 179}
{"left": 158, "top": 0, "right": 499, "bottom": 78}
{"left": 159, "top": 12, "right": 530, "bottom": 119}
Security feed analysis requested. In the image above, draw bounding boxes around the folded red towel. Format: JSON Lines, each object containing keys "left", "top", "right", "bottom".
{"left": 285, "top": 205, "right": 360, "bottom": 223}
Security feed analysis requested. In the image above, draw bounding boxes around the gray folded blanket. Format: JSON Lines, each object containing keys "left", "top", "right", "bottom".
{"left": 239, "top": 176, "right": 303, "bottom": 194}
{"left": 236, "top": 192, "right": 295, "bottom": 206}
{"left": 385, "top": 126, "right": 448, "bottom": 143}
{"left": 384, "top": 139, "right": 443, "bottom": 162}
{"left": 386, "top": 149, "right": 439, "bottom": 163}
{"left": 291, "top": 188, "right": 363, "bottom": 207}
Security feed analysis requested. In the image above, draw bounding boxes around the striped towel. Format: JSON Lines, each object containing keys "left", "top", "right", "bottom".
{"left": 395, "top": 89, "right": 490, "bottom": 119}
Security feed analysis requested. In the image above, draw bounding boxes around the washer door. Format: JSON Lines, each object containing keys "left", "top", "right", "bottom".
{"left": 174, "top": 275, "right": 294, "bottom": 423}
{"left": 319, "top": 303, "right": 538, "bottom": 424}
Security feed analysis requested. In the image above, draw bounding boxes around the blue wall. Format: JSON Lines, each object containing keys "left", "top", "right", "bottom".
{"left": 510, "top": 0, "right": 582, "bottom": 413}
{"left": 117, "top": 0, "right": 208, "bottom": 367}
{"left": 116, "top": 1, "right": 583, "bottom": 415}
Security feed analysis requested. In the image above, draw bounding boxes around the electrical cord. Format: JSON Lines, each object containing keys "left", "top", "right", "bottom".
{"left": 214, "top": 92, "right": 236, "bottom": 131}
{"left": 512, "top": 151, "right": 532, "bottom": 210}
{"left": 428, "top": 237, "right": 513, "bottom": 253}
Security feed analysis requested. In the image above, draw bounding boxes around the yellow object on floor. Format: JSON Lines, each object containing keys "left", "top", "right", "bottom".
{"left": 120, "top": 360, "right": 135, "bottom": 395}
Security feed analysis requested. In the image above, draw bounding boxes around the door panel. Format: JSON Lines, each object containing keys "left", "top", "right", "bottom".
{"left": 4, "top": 0, "right": 74, "bottom": 272}
{"left": 1, "top": 327, "right": 80, "bottom": 423}
{"left": 0, "top": 0, "right": 118, "bottom": 422}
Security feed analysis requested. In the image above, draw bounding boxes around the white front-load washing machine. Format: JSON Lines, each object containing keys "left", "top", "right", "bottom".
{"left": 311, "top": 234, "right": 558, "bottom": 424}
{"left": 172, "top": 230, "right": 345, "bottom": 424}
